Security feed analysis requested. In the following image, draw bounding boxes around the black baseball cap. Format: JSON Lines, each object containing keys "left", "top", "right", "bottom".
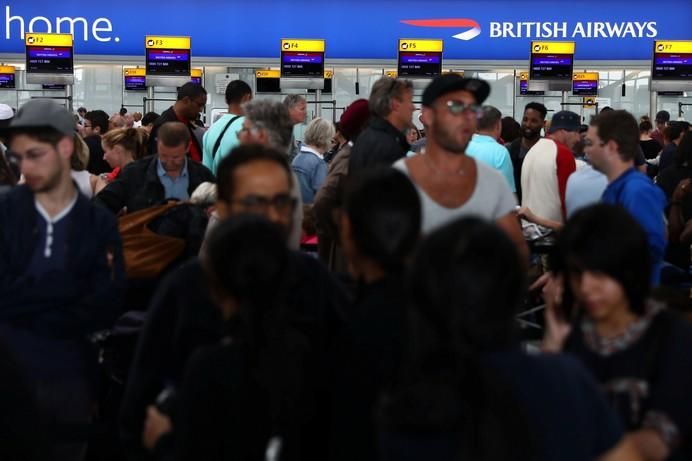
{"left": 549, "top": 111, "right": 581, "bottom": 134}
{"left": 422, "top": 74, "right": 490, "bottom": 107}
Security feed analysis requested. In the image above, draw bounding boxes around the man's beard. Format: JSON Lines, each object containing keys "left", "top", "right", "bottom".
{"left": 522, "top": 127, "right": 541, "bottom": 140}
{"left": 432, "top": 120, "right": 470, "bottom": 155}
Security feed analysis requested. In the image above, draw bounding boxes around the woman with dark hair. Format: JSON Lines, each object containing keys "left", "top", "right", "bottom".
{"left": 640, "top": 120, "right": 662, "bottom": 161}
{"left": 330, "top": 167, "right": 421, "bottom": 461}
{"left": 379, "top": 217, "right": 638, "bottom": 461}
{"left": 544, "top": 204, "right": 692, "bottom": 461}
{"left": 501, "top": 116, "right": 522, "bottom": 144}
{"left": 143, "top": 215, "right": 313, "bottom": 461}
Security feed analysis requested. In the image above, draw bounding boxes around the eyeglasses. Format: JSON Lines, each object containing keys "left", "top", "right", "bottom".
{"left": 231, "top": 193, "right": 296, "bottom": 214}
{"left": 445, "top": 100, "right": 482, "bottom": 117}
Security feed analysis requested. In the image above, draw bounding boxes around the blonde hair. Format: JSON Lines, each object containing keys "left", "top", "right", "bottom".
{"left": 102, "top": 127, "right": 149, "bottom": 160}
{"left": 303, "top": 117, "right": 335, "bottom": 152}
{"left": 71, "top": 133, "right": 90, "bottom": 171}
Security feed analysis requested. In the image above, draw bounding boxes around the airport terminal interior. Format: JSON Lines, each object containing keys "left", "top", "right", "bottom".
{"left": 1, "top": 1, "right": 692, "bottom": 460}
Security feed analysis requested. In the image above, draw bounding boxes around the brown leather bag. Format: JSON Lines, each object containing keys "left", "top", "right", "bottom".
{"left": 118, "top": 202, "right": 186, "bottom": 279}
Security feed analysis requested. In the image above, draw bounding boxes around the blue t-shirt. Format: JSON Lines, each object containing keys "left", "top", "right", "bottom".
{"left": 466, "top": 134, "right": 516, "bottom": 193}
{"left": 565, "top": 165, "right": 608, "bottom": 218}
{"left": 601, "top": 168, "right": 667, "bottom": 285}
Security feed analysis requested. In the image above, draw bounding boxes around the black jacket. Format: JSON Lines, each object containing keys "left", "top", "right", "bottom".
{"left": 348, "top": 117, "right": 409, "bottom": 174}
{"left": 506, "top": 138, "right": 526, "bottom": 203}
{"left": 120, "top": 255, "right": 348, "bottom": 461}
{"left": 93, "top": 155, "right": 214, "bottom": 214}
{"left": 148, "top": 107, "right": 203, "bottom": 158}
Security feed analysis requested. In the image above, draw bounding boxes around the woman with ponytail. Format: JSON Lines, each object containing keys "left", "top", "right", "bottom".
{"left": 94, "top": 127, "right": 148, "bottom": 194}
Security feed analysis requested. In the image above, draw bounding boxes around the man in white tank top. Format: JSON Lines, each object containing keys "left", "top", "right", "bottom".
{"left": 394, "top": 74, "right": 528, "bottom": 262}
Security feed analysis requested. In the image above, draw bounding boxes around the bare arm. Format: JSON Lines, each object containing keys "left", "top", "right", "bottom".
{"left": 625, "top": 429, "right": 670, "bottom": 461}
{"left": 598, "top": 437, "right": 645, "bottom": 461}
{"left": 495, "top": 211, "right": 529, "bottom": 265}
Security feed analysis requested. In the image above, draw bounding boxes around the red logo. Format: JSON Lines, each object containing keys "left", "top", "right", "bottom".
{"left": 402, "top": 18, "right": 482, "bottom": 41}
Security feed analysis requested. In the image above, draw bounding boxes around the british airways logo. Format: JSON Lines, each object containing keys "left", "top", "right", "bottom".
{"left": 401, "top": 19, "right": 482, "bottom": 41}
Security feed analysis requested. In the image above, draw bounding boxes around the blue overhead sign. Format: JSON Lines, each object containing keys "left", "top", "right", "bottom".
{"left": 0, "top": 0, "right": 689, "bottom": 60}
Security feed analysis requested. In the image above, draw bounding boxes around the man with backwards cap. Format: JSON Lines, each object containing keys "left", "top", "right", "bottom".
{"left": 518, "top": 110, "right": 579, "bottom": 231}
{"left": 393, "top": 74, "right": 528, "bottom": 262}
{"left": 0, "top": 99, "right": 126, "bottom": 460}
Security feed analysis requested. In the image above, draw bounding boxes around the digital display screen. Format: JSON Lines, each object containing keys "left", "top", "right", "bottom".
{"left": 190, "top": 76, "right": 202, "bottom": 85}
{"left": 519, "top": 80, "right": 544, "bottom": 96}
{"left": 125, "top": 75, "right": 146, "bottom": 91}
{"left": 42, "top": 84, "right": 66, "bottom": 90}
{"left": 530, "top": 54, "right": 573, "bottom": 80}
{"left": 146, "top": 49, "right": 190, "bottom": 76}
{"left": 256, "top": 76, "right": 281, "bottom": 93}
{"left": 572, "top": 79, "right": 598, "bottom": 96}
{"left": 652, "top": 53, "right": 692, "bottom": 80}
{"left": 398, "top": 51, "right": 442, "bottom": 77}
{"left": 0, "top": 73, "right": 15, "bottom": 89}
{"left": 281, "top": 51, "right": 324, "bottom": 77}
{"left": 26, "top": 46, "right": 73, "bottom": 73}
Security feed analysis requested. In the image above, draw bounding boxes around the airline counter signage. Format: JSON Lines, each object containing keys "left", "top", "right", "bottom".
{"left": 530, "top": 41, "right": 575, "bottom": 80}
{"left": 398, "top": 38, "right": 443, "bottom": 78}
{"left": 519, "top": 70, "right": 544, "bottom": 95}
{"left": 145, "top": 35, "right": 190, "bottom": 77}
{"left": 281, "top": 39, "right": 325, "bottom": 78}
{"left": 652, "top": 40, "right": 692, "bottom": 80}
{"left": 25, "top": 33, "right": 73, "bottom": 74}
{"left": 572, "top": 71, "right": 599, "bottom": 95}
{"left": 0, "top": 65, "right": 16, "bottom": 88}
{"left": 191, "top": 67, "right": 203, "bottom": 84}
{"left": 124, "top": 67, "right": 146, "bottom": 90}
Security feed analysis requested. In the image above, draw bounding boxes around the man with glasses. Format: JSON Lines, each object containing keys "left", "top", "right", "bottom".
{"left": 121, "top": 144, "right": 347, "bottom": 460}
{"left": 147, "top": 82, "right": 208, "bottom": 162}
{"left": 83, "top": 109, "right": 110, "bottom": 175}
{"left": 393, "top": 74, "right": 528, "bottom": 261}
{"left": 95, "top": 121, "right": 214, "bottom": 214}
{"left": 0, "top": 99, "right": 126, "bottom": 460}
{"left": 349, "top": 77, "right": 414, "bottom": 174}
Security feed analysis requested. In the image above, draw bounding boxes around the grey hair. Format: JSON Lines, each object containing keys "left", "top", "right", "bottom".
{"left": 369, "top": 77, "right": 413, "bottom": 118}
{"left": 283, "top": 94, "right": 306, "bottom": 109}
{"left": 303, "top": 117, "right": 335, "bottom": 152}
{"left": 243, "top": 99, "right": 294, "bottom": 152}
{"left": 477, "top": 106, "right": 502, "bottom": 131}
{"left": 190, "top": 181, "right": 217, "bottom": 207}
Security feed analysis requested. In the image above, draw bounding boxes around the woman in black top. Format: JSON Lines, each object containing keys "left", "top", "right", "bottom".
{"left": 379, "top": 217, "right": 636, "bottom": 461}
{"left": 640, "top": 120, "right": 662, "bottom": 160}
{"left": 544, "top": 204, "right": 692, "bottom": 460}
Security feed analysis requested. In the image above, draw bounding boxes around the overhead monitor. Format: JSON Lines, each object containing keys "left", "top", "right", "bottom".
{"left": 519, "top": 72, "right": 544, "bottom": 96}
{"left": 572, "top": 72, "right": 599, "bottom": 96}
{"left": 25, "top": 33, "right": 74, "bottom": 85}
{"left": 280, "top": 39, "right": 325, "bottom": 78}
{"left": 124, "top": 68, "right": 147, "bottom": 91}
{"left": 0, "top": 66, "right": 16, "bottom": 89}
{"left": 145, "top": 35, "right": 191, "bottom": 87}
{"left": 191, "top": 68, "right": 203, "bottom": 85}
{"left": 652, "top": 40, "right": 691, "bottom": 80}
{"left": 397, "top": 39, "right": 443, "bottom": 78}
{"left": 256, "top": 69, "right": 281, "bottom": 93}
{"left": 42, "top": 84, "right": 66, "bottom": 90}
{"left": 529, "top": 41, "right": 575, "bottom": 80}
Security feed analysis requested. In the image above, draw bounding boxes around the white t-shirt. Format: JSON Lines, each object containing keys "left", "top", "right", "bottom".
{"left": 394, "top": 157, "right": 517, "bottom": 234}
{"left": 70, "top": 170, "right": 93, "bottom": 199}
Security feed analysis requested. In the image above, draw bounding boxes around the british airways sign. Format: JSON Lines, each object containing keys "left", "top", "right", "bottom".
{"left": 0, "top": 0, "right": 687, "bottom": 61}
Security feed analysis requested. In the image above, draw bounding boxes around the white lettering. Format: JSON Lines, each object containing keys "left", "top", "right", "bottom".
{"left": 57, "top": 17, "right": 88, "bottom": 41}
{"left": 92, "top": 18, "right": 112, "bottom": 42}
{"left": 586, "top": 21, "right": 593, "bottom": 38}
{"left": 555, "top": 22, "right": 568, "bottom": 38}
{"left": 633, "top": 22, "right": 646, "bottom": 37}
{"left": 622, "top": 22, "right": 636, "bottom": 37}
{"left": 646, "top": 22, "right": 657, "bottom": 37}
{"left": 572, "top": 22, "right": 584, "bottom": 38}
{"left": 489, "top": 22, "right": 502, "bottom": 38}
{"left": 605, "top": 22, "right": 625, "bottom": 37}
{"left": 5, "top": 5, "right": 23, "bottom": 40}
{"left": 503, "top": 22, "right": 516, "bottom": 38}
{"left": 28, "top": 16, "right": 52, "bottom": 33}
{"left": 594, "top": 22, "right": 606, "bottom": 38}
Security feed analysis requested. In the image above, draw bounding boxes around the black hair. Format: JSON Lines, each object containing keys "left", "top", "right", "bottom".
{"left": 141, "top": 111, "right": 160, "bottom": 127}
{"left": 85, "top": 110, "right": 109, "bottom": 134}
{"left": 524, "top": 102, "right": 547, "bottom": 120}
{"left": 639, "top": 120, "right": 653, "bottom": 133}
{"left": 600, "top": 106, "right": 614, "bottom": 113}
{"left": 664, "top": 121, "right": 686, "bottom": 144}
{"left": 342, "top": 167, "right": 421, "bottom": 273}
{"left": 0, "top": 151, "right": 17, "bottom": 186}
{"left": 379, "top": 217, "right": 533, "bottom": 461}
{"left": 177, "top": 82, "right": 207, "bottom": 101}
{"left": 675, "top": 131, "right": 692, "bottom": 168}
{"left": 216, "top": 143, "right": 292, "bottom": 203}
{"left": 119, "top": 107, "right": 128, "bottom": 116}
{"left": 551, "top": 204, "right": 651, "bottom": 316}
{"left": 225, "top": 80, "right": 252, "bottom": 106}
{"left": 501, "top": 116, "right": 521, "bottom": 143}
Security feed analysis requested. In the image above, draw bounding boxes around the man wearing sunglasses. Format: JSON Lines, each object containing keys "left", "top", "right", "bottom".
{"left": 394, "top": 74, "right": 528, "bottom": 262}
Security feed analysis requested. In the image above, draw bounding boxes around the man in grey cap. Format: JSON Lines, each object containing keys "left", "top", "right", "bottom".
{"left": 518, "top": 110, "right": 579, "bottom": 231}
{"left": 0, "top": 99, "right": 126, "bottom": 460}
{"left": 392, "top": 74, "right": 528, "bottom": 261}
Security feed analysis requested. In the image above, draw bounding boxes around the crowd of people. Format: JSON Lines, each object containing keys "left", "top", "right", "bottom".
{"left": 0, "top": 74, "right": 691, "bottom": 461}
